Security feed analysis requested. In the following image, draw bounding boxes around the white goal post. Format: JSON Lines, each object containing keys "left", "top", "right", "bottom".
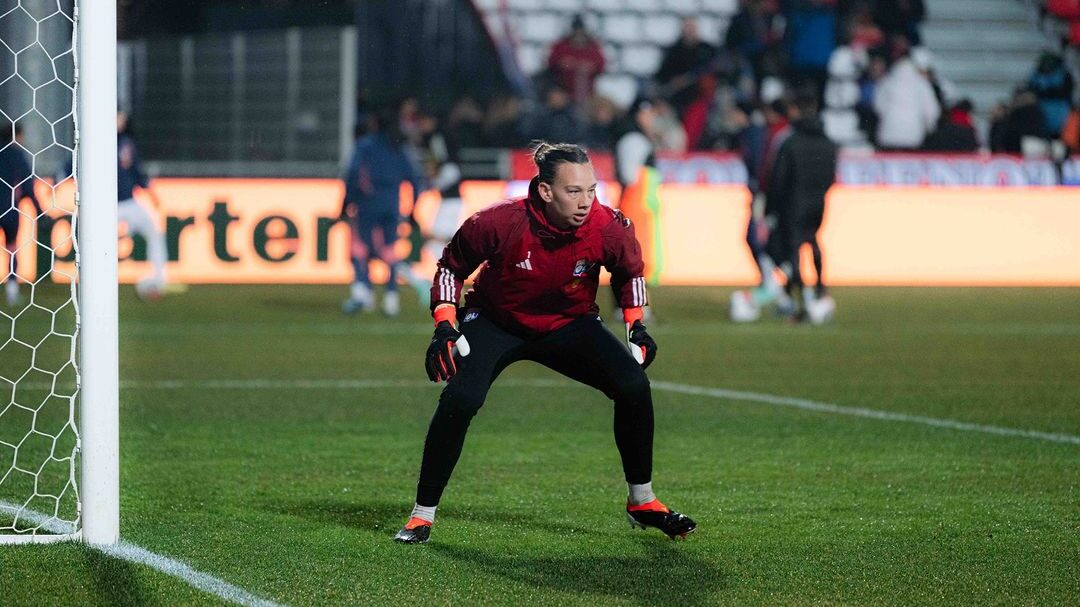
{"left": 0, "top": 0, "right": 118, "bottom": 545}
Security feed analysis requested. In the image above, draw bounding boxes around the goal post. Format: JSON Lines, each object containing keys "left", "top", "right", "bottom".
{"left": 0, "top": 0, "right": 118, "bottom": 545}
{"left": 77, "top": 0, "right": 119, "bottom": 546}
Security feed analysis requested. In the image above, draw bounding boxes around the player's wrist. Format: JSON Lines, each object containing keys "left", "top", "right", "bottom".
{"left": 623, "top": 306, "right": 644, "bottom": 325}
{"left": 433, "top": 304, "right": 457, "bottom": 328}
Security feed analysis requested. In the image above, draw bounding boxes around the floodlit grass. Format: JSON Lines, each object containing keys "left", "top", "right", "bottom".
{"left": 2, "top": 285, "right": 1078, "bottom": 606}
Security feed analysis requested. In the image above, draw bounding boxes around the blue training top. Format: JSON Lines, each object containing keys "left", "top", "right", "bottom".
{"left": 343, "top": 133, "right": 422, "bottom": 217}
{"left": 118, "top": 133, "right": 149, "bottom": 202}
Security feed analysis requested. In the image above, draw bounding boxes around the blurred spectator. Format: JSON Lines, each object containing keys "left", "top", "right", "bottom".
{"left": 652, "top": 99, "right": 689, "bottom": 152}
{"left": 583, "top": 96, "right": 621, "bottom": 151}
{"left": 989, "top": 89, "right": 1047, "bottom": 154}
{"left": 546, "top": 15, "right": 606, "bottom": 107}
{"left": 1027, "top": 52, "right": 1075, "bottom": 136}
{"left": 1062, "top": 105, "right": 1080, "bottom": 154}
{"left": 525, "top": 85, "right": 585, "bottom": 145}
{"left": 446, "top": 96, "right": 485, "bottom": 151}
{"left": 656, "top": 18, "right": 719, "bottom": 114}
{"left": 844, "top": 1, "right": 884, "bottom": 54}
{"left": 783, "top": 0, "right": 838, "bottom": 97}
{"left": 873, "top": 51, "right": 940, "bottom": 149}
{"left": 683, "top": 76, "right": 719, "bottom": 150}
{"left": 616, "top": 98, "right": 658, "bottom": 187}
{"left": 856, "top": 51, "right": 887, "bottom": 142}
{"left": 725, "top": 0, "right": 784, "bottom": 83}
{"left": 911, "top": 47, "right": 959, "bottom": 109}
{"left": 922, "top": 100, "right": 979, "bottom": 152}
{"left": 483, "top": 95, "right": 524, "bottom": 147}
{"left": 873, "top": 0, "right": 925, "bottom": 44}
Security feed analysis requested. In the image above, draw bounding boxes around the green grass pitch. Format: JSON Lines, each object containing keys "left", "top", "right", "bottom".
{"left": 2, "top": 285, "right": 1078, "bottom": 606}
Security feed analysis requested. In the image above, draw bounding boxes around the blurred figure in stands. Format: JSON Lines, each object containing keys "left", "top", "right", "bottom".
{"left": 783, "top": 0, "right": 838, "bottom": 99}
{"left": 1062, "top": 104, "right": 1080, "bottom": 154}
{"left": 989, "top": 89, "right": 1047, "bottom": 154}
{"left": 922, "top": 99, "right": 978, "bottom": 152}
{"left": 446, "top": 96, "right": 485, "bottom": 151}
{"left": 873, "top": 0, "right": 925, "bottom": 44}
{"left": 526, "top": 84, "right": 585, "bottom": 145}
{"left": 656, "top": 18, "right": 718, "bottom": 114}
{"left": 583, "top": 96, "right": 620, "bottom": 151}
{"left": 726, "top": 0, "right": 784, "bottom": 84}
{"left": 873, "top": 48, "right": 940, "bottom": 150}
{"left": 483, "top": 95, "right": 524, "bottom": 147}
{"left": 1027, "top": 52, "right": 1074, "bottom": 136}
{"left": 546, "top": 15, "right": 606, "bottom": 107}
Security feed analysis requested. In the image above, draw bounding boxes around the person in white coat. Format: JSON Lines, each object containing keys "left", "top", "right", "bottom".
{"left": 873, "top": 51, "right": 941, "bottom": 149}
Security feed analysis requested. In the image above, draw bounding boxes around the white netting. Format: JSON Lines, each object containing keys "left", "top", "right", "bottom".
{"left": 0, "top": 0, "right": 80, "bottom": 538}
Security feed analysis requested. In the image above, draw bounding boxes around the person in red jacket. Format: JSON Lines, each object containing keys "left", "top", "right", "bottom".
{"left": 393, "top": 142, "right": 697, "bottom": 544}
{"left": 547, "top": 15, "right": 606, "bottom": 107}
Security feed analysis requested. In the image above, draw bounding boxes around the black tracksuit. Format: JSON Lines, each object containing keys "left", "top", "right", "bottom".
{"left": 765, "top": 118, "right": 838, "bottom": 295}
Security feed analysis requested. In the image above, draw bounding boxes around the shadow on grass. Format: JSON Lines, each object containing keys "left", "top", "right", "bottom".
{"left": 431, "top": 538, "right": 726, "bottom": 607}
{"left": 271, "top": 498, "right": 726, "bottom": 605}
{"left": 271, "top": 498, "right": 598, "bottom": 537}
{"left": 83, "top": 545, "right": 153, "bottom": 607}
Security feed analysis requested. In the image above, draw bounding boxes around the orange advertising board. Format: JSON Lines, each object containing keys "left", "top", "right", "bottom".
{"left": 10, "top": 179, "right": 1080, "bottom": 286}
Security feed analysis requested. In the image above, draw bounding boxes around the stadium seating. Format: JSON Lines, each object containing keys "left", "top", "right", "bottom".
{"left": 472, "top": 0, "right": 739, "bottom": 108}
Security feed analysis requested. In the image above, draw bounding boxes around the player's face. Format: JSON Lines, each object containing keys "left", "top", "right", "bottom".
{"left": 539, "top": 162, "right": 596, "bottom": 230}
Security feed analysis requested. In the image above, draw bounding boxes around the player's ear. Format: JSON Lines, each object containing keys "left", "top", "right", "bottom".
{"left": 537, "top": 181, "right": 553, "bottom": 203}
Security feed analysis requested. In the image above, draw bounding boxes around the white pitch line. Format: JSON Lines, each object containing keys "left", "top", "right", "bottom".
{"left": 100, "top": 377, "right": 1080, "bottom": 446}
{"left": 0, "top": 501, "right": 285, "bottom": 607}
{"left": 649, "top": 381, "right": 1080, "bottom": 446}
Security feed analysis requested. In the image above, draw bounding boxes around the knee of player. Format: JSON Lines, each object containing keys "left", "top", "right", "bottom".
{"left": 612, "top": 370, "right": 651, "bottom": 403}
{"left": 439, "top": 383, "right": 485, "bottom": 416}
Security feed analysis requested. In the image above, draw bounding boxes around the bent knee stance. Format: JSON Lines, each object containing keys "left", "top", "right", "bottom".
{"left": 610, "top": 369, "right": 651, "bottom": 408}
{"left": 439, "top": 382, "right": 487, "bottom": 417}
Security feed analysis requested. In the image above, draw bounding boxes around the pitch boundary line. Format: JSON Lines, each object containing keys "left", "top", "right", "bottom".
{"left": 106, "top": 377, "right": 1080, "bottom": 445}
{"left": 0, "top": 500, "right": 284, "bottom": 607}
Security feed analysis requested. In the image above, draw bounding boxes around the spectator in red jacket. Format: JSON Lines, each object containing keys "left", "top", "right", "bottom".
{"left": 547, "top": 15, "right": 606, "bottom": 106}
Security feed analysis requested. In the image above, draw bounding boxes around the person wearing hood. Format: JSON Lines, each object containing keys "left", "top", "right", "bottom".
{"left": 873, "top": 48, "right": 940, "bottom": 150}
{"left": 764, "top": 94, "right": 837, "bottom": 321}
{"left": 393, "top": 142, "right": 697, "bottom": 544}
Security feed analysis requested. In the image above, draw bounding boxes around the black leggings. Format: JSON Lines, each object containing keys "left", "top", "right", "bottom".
{"left": 416, "top": 313, "right": 654, "bottom": 507}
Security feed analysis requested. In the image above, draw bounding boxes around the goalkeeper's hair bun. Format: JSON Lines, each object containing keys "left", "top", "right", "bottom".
{"left": 531, "top": 141, "right": 590, "bottom": 184}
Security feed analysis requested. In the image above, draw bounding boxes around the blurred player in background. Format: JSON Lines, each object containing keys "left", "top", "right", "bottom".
{"left": 764, "top": 93, "right": 836, "bottom": 324}
{"left": 341, "top": 107, "right": 423, "bottom": 316}
{"left": 731, "top": 99, "right": 795, "bottom": 322}
{"left": 394, "top": 142, "right": 696, "bottom": 544}
{"left": 117, "top": 112, "right": 168, "bottom": 300}
{"left": 0, "top": 124, "right": 44, "bottom": 306}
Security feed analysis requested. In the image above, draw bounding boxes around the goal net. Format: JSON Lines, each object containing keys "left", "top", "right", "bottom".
{"left": 1, "top": 0, "right": 117, "bottom": 544}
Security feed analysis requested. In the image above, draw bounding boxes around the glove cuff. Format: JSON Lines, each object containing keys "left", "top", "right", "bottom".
{"left": 433, "top": 304, "right": 457, "bottom": 327}
{"left": 623, "top": 306, "right": 644, "bottom": 325}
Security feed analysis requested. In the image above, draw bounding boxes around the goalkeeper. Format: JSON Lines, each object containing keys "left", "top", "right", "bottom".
{"left": 394, "top": 142, "right": 697, "bottom": 544}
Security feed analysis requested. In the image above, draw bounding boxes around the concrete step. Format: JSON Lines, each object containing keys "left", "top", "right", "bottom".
{"left": 926, "top": 0, "right": 1032, "bottom": 21}
{"left": 922, "top": 27, "right": 1047, "bottom": 53}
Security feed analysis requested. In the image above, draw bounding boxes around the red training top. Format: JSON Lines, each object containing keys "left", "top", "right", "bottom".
{"left": 431, "top": 178, "right": 648, "bottom": 336}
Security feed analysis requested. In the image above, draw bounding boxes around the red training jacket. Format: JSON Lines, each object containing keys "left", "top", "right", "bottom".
{"left": 431, "top": 178, "right": 648, "bottom": 336}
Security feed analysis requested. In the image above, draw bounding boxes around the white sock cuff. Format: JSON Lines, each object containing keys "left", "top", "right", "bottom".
{"left": 410, "top": 503, "right": 436, "bottom": 524}
{"left": 627, "top": 482, "right": 656, "bottom": 506}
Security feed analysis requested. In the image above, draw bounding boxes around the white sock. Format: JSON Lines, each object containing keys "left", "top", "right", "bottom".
{"left": 5, "top": 280, "right": 18, "bottom": 300}
{"left": 350, "top": 281, "right": 371, "bottom": 303}
{"left": 409, "top": 503, "right": 436, "bottom": 524}
{"left": 628, "top": 482, "right": 656, "bottom": 506}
